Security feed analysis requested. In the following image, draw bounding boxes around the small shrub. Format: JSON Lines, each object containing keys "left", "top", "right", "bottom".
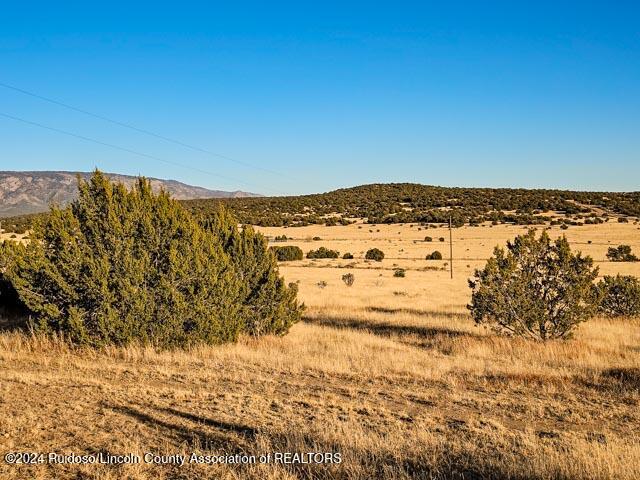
{"left": 393, "top": 268, "right": 406, "bottom": 278}
{"left": 342, "top": 252, "right": 354, "bottom": 259}
{"left": 439, "top": 237, "right": 445, "bottom": 242}
{"left": 341, "top": 273, "right": 355, "bottom": 286}
{"left": 424, "top": 236, "right": 433, "bottom": 242}
{"left": 607, "top": 245, "right": 638, "bottom": 262}
{"left": 426, "top": 251, "right": 443, "bottom": 260}
{"left": 365, "top": 248, "right": 385, "bottom": 262}
{"left": 312, "top": 236, "right": 322, "bottom": 241}
{"left": 595, "top": 275, "right": 640, "bottom": 317}
{"left": 274, "top": 234, "right": 288, "bottom": 242}
{"left": 307, "top": 247, "right": 340, "bottom": 259}
{"left": 270, "top": 245, "right": 303, "bottom": 261}
{"left": 468, "top": 230, "right": 598, "bottom": 341}
{"left": 317, "top": 281, "right": 328, "bottom": 289}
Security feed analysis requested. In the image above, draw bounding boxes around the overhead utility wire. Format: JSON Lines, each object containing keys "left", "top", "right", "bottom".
{"left": 0, "top": 111, "right": 279, "bottom": 194}
{"left": 0, "top": 81, "right": 287, "bottom": 178}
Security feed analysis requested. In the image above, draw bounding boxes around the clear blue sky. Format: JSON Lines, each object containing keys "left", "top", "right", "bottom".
{"left": 1, "top": 1, "right": 638, "bottom": 195}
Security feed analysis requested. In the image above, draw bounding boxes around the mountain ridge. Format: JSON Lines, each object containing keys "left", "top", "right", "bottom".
{"left": 0, "top": 171, "right": 260, "bottom": 217}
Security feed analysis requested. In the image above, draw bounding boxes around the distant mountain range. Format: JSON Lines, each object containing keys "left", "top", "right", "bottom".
{"left": 0, "top": 171, "right": 260, "bottom": 217}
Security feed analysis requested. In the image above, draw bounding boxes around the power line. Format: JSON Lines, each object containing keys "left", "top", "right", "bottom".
{"left": 0, "top": 81, "right": 288, "bottom": 178}
{"left": 0, "top": 111, "right": 279, "bottom": 194}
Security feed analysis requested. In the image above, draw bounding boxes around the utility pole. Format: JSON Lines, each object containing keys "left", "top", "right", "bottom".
{"left": 449, "top": 215, "right": 453, "bottom": 279}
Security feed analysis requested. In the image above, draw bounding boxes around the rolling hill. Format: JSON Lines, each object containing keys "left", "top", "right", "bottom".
{"left": 184, "top": 183, "right": 640, "bottom": 227}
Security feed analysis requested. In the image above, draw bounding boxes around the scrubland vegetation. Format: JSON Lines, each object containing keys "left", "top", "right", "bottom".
{"left": 5, "top": 183, "right": 640, "bottom": 233}
{"left": 1, "top": 176, "right": 640, "bottom": 479}
{"left": 607, "top": 245, "right": 638, "bottom": 262}
{"left": 183, "top": 183, "right": 640, "bottom": 227}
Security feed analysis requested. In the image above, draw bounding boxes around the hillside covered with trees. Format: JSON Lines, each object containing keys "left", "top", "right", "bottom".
{"left": 184, "top": 183, "right": 640, "bottom": 227}
{"left": 3, "top": 183, "right": 639, "bottom": 232}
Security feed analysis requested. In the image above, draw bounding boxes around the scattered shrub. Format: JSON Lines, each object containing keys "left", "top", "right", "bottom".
{"left": 270, "top": 245, "right": 303, "bottom": 261}
{"left": 365, "top": 248, "right": 385, "bottom": 262}
{"left": 307, "top": 247, "right": 340, "bottom": 259}
{"left": 426, "top": 251, "right": 443, "bottom": 260}
{"left": 468, "top": 230, "right": 598, "bottom": 341}
{"left": 341, "top": 273, "right": 355, "bottom": 286}
{"left": 607, "top": 245, "right": 638, "bottom": 262}
{"left": 595, "top": 275, "right": 640, "bottom": 317}
{"left": 342, "top": 252, "right": 354, "bottom": 259}
{"left": 393, "top": 268, "right": 406, "bottom": 278}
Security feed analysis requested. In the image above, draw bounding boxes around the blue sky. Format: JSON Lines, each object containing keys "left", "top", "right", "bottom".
{"left": 1, "top": 1, "right": 638, "bottom": 195}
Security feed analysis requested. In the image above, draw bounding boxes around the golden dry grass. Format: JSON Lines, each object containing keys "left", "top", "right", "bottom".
{"left": 0, "top": 232, "right": 28, "bottom": 243}
{"left": 1, "top": 222, "right": 639, "bottom": 479}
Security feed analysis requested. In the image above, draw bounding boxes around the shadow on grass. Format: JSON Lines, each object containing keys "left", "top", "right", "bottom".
{"left": 0, "top": 306, "right": 31, "bottom": 332}
{"left": 367, "top": 306, "right": 470, "bottom": 321}
{"left": 600, "top": 367, "right": 640, "bottom": 391}
{"left": 108, "top": 403, "right": 256, "bottom": 452}
{"left": 577, "top": 367, "right": 640, "bottom": 395}
{"left": 107, "top": 402, "right": 521, "bottom": 480}
{"left": 304, "top": 314, "right": 483, "bottom": 351}
{"left": 0, "top": 279, "right": 32, "bottom": 332}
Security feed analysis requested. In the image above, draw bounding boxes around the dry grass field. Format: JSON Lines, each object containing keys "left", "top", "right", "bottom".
{"left": 1, "top": 222, "right": 639, "bottom": 479}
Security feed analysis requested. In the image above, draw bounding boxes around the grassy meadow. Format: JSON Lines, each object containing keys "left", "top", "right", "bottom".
{"left": 1, "top": 221, "right": 639, "bottom": 479}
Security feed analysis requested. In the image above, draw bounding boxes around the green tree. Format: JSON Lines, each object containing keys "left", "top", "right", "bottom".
{"left": 2, "top": 171, "right": 301, "bottom": 346}
{"left": 201, "top": 205, "right": 302, "bottom": 337}
{"left": 468, "top": 230, "right": 598, "bottom": 341}
{"left": 307, "top": 247, "right": 340, "bottom": 259}
{"left": 606, "top": 245, "right": 638, "bottom": 262}
{"left": 270, "top": 245, "right": 304, "bottom": 261}
{"left": 594, "top": 275, "right": 640, "bottom": 317}
{"left": 365, "top": 248, "right": 385, "bottom": 261}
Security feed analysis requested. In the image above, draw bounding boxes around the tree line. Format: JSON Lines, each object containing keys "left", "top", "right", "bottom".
{"left": 3, "top": 183, "right": 638, "bottom": 231}
{"left": 183, "top": 183, "right": 639, "bottom": 227}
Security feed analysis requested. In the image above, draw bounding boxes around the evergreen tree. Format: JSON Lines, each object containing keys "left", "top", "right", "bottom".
{"left": 1, "top": 171, "right": 300, "bottom": 346}
{"left": 468, "top": 230, "right": 598, "bottom": 341}
{"left": 202, "top": 205, "right": 302, "bottom": 336}
{"left": 595, "top": 275, "right": 640, "bottom": 317}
